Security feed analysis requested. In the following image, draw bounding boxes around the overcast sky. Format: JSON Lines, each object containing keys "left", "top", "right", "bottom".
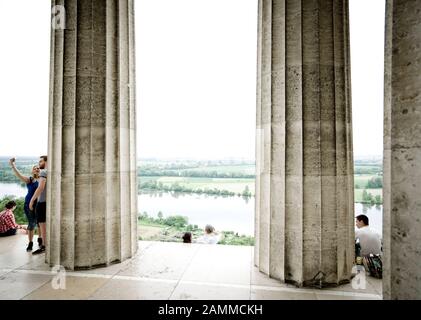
{"left": 0, "top": 0, "right": 385, "bottom": 159}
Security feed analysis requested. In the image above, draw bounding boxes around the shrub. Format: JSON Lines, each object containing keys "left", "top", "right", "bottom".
{"left": 163, "top": 215, "right": 188, "bottom": 228}
{"left": 366, "top": 177, "right": 383, "bottom": 189}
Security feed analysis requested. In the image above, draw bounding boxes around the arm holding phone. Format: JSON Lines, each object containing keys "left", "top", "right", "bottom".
{"left": 9, "top": 158, "right": 31, "bottom": 185}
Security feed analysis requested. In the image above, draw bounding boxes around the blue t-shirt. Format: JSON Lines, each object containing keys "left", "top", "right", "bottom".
{"left": 25, "top": 177, "right": 39, "bottom": 205}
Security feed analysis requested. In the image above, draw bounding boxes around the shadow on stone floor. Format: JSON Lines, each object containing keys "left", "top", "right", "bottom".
{"left": 0, "top": 235, "right": 382, "bottom": 300}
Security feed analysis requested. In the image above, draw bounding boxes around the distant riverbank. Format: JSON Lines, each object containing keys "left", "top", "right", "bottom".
{"left": 0, "top": 182, "right": 383, "bottom": 239}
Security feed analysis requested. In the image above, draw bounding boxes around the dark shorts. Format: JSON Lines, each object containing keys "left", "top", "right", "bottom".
{"left": 0, "top": 228, "right": 17, "bottom": 237}
{"left": 36, "top": 202, "right": 47, "bottom": 223}
{"left": 24, "top": 203, "right": 38, "bottom": 231}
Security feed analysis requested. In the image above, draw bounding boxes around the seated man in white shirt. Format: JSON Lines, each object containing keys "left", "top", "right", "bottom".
{"left": 355, "top": 214, "right": 382, "bottom": 256}
{"left": 197, "top": 224, "right": 221, "bottom": 244}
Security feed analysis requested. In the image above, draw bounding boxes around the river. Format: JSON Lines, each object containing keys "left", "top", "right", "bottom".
{"left": 0, "top": 182, "right": 383, "bottom": 236}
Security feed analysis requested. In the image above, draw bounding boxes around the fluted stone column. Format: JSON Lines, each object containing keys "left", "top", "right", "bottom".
{"left": 383, "top": 0, "right": 421, "bottom": 300}
{"left": 255, "top": 0, "right": 354, "bottom": 287}
{"left": 46, "top": 0, "right": 138, "bottom": 270}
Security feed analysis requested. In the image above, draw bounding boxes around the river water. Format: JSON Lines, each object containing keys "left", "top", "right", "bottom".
{"left": 0, "top": 182, "right": 383, "bottom": 236}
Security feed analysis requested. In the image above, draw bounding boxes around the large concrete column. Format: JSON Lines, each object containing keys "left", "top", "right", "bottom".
{"left": 46, "top": 0, "right": 138, "bottom": 270}
{"left": 255, "top": 0, "right": 354, "bottom": 287}
{"left": 383, "top": 0, "right": 421, "bottom": 300}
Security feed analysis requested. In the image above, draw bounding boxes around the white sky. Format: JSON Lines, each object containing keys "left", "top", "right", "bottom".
{"left": 349, "top": 0, "right": 385, "bottom": 158}
{"left": 0, "top": 0, "right": 384, "bottom": 159}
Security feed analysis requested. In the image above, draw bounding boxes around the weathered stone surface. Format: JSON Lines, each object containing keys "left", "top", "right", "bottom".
{"left": 383, "top": 0, "right": 421, "bottom": 300}
{"left": 46, "top": 0, "right": 138, "bottom": 270}
{"left": 255, "top": 0, "right": 354, "bottom": 287}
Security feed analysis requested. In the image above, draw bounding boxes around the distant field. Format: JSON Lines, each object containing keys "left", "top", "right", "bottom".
{"left": 140, "top": 176, "right": 255, "bottom": 194}
{"left": 354, "top": 163, "right": 383, "bottom": 175}
{"left": 1, "top": 158, "right": 383, "bottom": 203}
{"left": 179, "top": 165, "right": 255, "bottom": 175}
{"left": 138, "top": 225, "right": 163, "bottom": 240}
{"left": 354, "top": 174, "right": 375, "bottom": 187}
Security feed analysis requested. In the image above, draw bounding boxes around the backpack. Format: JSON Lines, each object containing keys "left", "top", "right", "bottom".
{"left": 362, "top": 254, "right": 383, "bottom": 279}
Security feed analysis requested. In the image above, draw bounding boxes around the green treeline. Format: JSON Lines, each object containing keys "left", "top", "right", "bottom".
{"left": 355, "top": 176, "right": 383, "bottom": 189}
{"left": 365, "top": 177, "right": 383, "bottom": 189}
{"left": 139, "top": 180, "right": 253, "bottom": 198}
{"left": 139, "top": 212, "right": 191, "bottom": 228}
{"left": 361, "top": 189, "right": 382, "bottom": 205}
{"left": 354, "top": 167, "right": 382, "bottom": 175}
{"left": 139, "top": 169, "right": 255, "bottom": 179}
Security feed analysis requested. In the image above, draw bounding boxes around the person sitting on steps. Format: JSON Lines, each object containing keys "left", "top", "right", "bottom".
{"left": 355, "top": 214, "right": 382, "bottom": 257}
{"left": 0, "top": 201, "right": 26, "bottom": 237}
{"left": 182, "top": 232, "right": 192, "bottom": 243}
{"left": 197, "top": 224, "right": 221, "bottom": 244}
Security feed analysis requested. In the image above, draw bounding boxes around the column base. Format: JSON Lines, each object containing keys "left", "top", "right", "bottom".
{"left": 47, "top": 256, "right": 137, "bottom": 271}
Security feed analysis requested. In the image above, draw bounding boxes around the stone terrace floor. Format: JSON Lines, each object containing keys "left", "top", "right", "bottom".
{"left": 0, "top": 235, "right": 382, "bottom": 300}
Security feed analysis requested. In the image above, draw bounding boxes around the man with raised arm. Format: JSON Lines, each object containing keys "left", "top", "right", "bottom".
{"left": 29, "top": 155, "right": 47, "bottom": 255}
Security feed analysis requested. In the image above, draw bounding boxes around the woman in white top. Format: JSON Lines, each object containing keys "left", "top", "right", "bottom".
{"left": 197, "top": 224, "right": 221, "bottom": 244}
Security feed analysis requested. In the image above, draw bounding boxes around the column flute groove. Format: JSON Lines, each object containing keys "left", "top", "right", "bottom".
{"left": 255, "top": 0, "right": 354, "bottom": 287}
{"left": 383, "top": 0, "right": 421, "bottom": 300}
{"left": 47, "top": 0, "right": 138, "bottom": 270}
